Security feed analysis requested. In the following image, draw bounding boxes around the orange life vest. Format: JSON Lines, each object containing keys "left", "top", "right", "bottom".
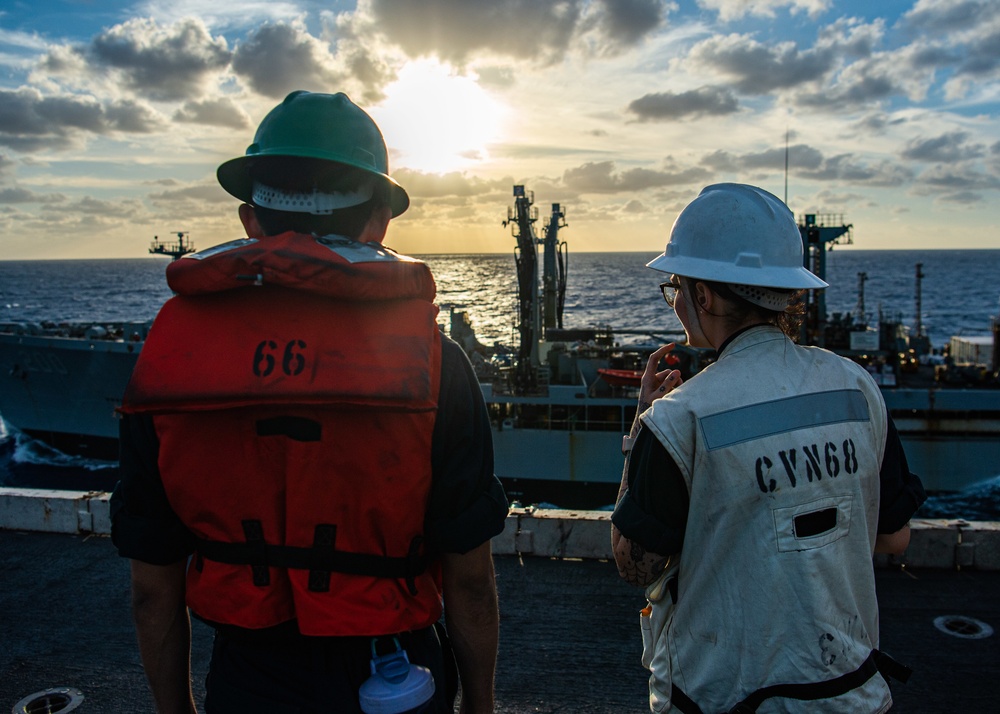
{"left": 122, "top": 233, "right": 444, "bottom": 636}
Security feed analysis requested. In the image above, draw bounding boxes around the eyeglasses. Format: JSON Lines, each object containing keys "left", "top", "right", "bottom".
{"left": 660, "top": 280, "right": 683, "bottom": 307}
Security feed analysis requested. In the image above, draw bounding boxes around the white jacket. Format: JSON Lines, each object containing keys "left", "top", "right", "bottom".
{"left": 640, "top": 326, "right": 890, "bottom": 713}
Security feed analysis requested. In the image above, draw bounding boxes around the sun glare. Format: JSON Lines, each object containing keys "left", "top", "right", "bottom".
{"left": 373, "top": 59, "right": 506, "bottom": 175}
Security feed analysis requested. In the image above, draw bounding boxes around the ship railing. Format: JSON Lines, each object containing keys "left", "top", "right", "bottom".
{"left": 0, "top": 321, "right": 150, "bottom": 341}
{"left": 488, "top": 401, "right": 636, "bottom": 433}
{"left": 798, "top": 212, "right": 848, "bottom": 227}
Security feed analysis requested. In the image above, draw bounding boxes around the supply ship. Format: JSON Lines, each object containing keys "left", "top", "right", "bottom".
{"left": 0, "top": 195, "right": 997, "bottom": 506}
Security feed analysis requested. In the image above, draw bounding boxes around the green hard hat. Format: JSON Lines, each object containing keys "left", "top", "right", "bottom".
{"left": 217, "top": 90, "right": 409, "bottom": 217}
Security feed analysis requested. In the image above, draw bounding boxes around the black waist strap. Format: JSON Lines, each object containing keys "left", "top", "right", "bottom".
{"left": 672, "top": 649, "right": 912, "bottom": 714}
{"left": 196, "top": 522, "right": 428, "bottom": 596}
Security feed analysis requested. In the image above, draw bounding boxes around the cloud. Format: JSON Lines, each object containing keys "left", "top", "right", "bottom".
{"left": 562, "top": 160, "right": 710, "bottom": 193}
{"left": 913, "top": 165, "right": 1000, "bottom": 191}
{"left": 491, "top": 143, "right": 612, "bottom": 159}
{"left": 621, "top": 198, "right": 648, "bottom": 214}
{"left": 701, "top": 145, "right": 912, "bottom": 187}
{"left": 43, "top": 195, "right": 145, "bottom": 218}
{"left": 688, "top": 33, "right": 834, "bottom": 94}
{"left": 148, "top": 182, "right": 233, "bottom": 211}
{"left": 35, "top": 44, "right": 89, "bottom": 77}
{"left": 360, "top": 0, "right": 582, "bottom": 63}
{"left": 907, "top": 44, "right": 958, "bottom": 71}
{"left": 901, "top": 131, "right": 985, "bottom": 163}
{"left": 584, "top": 0, "right": 669, "bottom": 46}
{"left": 86, "top": 17, "right": 230, "bottom": 101}
{"left": 231, "top": 23, "right": 345, "bottom": 98}
{"left": 0, "top": 27, "right": 52, "bottom": 53}
{"left": 0, "top": 88, "right": 162, "bottom": 151}
{"left": 701, "top": 144, "right": 822, "bottom": 172}
{"left": 851, "top": 113, "right": 908, "bottom": 135}
{"left": 792, "top": 50, "right": 934, "bottom": 109}
{"left": 627, "top": 86, "right": 739, "bottom": 121}
{"left": 936, "top": 190, "right": 983, "bottom": 204}
{"left": 0, "top": 187, "right": 67, "bottom": 204}
{"left": 105, "top": 99, "right": 163, "bottom": 133}
{"left": 798, "top": 154, "right": 913, "bottom": 186}
{"left": 900, "top": 0, "right": 1000, "bottom": 97}
{"left": 393, "top": 168, "right": 509, "bottom": 198}
{"left": 747, "top": 145, "right": 823, "bottom": 171}
{"left": 806, "top": 188, "right": 872, "bottom": 209}
{"left": 816, "top": 16, "right": 885, "bottom": 59}
{"left": 697, "top": 0, "right": 831, "bottom": 22}
{"left": 685, "top": 20, "right": 925, "bottom": 112}
{"left": 341, "top": 47, "right": 397, "bottom": 102}
{"left": 357, "top": 0, "right": 664, "bottom": 63}
{"left": 173, "top": 97, "right": 253, "bottom": 128}
{"left": 474, "top": 65, "right": 517, "bottom": 90}
{"left": 0, "top": 154, "right": 16, "bottom": 177}
{"left": 901, "top": 0, "right": 995, "bottom": 34}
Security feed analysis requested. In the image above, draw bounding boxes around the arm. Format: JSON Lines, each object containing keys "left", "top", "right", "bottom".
{"left": 130, "top": 559, "right": 197, "bottom": 714}
{"left": 873, "top": 417, "right": 924, "bottom": 556}
{"left": 441, "top": 542, "right": 499, "bottom": 714}
{"left": 631, "top": 343, "right": 682, "bottom": 439}
{"left": 612, "top": 525, "right": 672, "bottom": 588}
{"left": 875, "top": 524, "right": 911, "bottom": 555}
{"left": 613, "top": 344, "right": 681, "bottom": 587}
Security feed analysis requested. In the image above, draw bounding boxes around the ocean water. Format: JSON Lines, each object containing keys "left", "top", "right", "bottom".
{"left": 1, "top": 249, "right": 999, "bottom": 517}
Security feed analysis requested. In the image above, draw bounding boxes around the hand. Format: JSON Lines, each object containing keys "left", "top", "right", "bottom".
{"left": 639, "top": 343, "right": 682, "bottom": 409}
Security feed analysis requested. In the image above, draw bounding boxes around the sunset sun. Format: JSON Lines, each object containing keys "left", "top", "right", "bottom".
{"left": 373, "top": 59, "right": 506, "bottom": 175}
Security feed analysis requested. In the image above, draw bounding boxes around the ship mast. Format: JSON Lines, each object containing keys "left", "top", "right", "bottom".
{"left": 503, "top": 186, "right": 569, "bottom": 392}
{"left": 907, "top": 262, "right": 932, "bottom": 356}
{"left": 914, "top": 262, "right": 925, "bottom": 338}
{"left": 854, "top": 271, "right": 868, "bottom": 327}
{"left": 149, "top": 231, "right": 196, "bottom": 260}
{"left": 542, "top": 202, "right": 568, "bottom": 330}
{"left": 505, "top": 186, "right": 541, "bottom": 390}
{"left": 798, "top": 213, "right": 853, "bottom": 347}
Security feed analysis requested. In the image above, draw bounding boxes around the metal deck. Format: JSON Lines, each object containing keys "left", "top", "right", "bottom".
{"left": 2, "top": 500, "right": 999, "bottom": 712}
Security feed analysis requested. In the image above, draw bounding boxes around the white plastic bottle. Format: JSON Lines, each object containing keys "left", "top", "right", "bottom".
{"left": 358, "top": 638, "right": 436, "bottom": 714}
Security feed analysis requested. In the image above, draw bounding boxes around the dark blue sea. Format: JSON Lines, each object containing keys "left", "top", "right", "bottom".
{"left": 1, "top": 250, "right": 999, "bottom": 518}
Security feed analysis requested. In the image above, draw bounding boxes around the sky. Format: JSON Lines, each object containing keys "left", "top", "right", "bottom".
{"left": 0, "top": 0, "right": 998, "bottom": 259}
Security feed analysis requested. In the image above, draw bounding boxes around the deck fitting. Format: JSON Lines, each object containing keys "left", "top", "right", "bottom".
{"left": 932, "top": 615, "right": 994, "bottom": 640}
{"left": 12, "top": 687, "right": 84, "bottom": 713}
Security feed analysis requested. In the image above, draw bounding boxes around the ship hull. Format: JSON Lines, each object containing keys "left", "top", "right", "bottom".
{"left": 0, "top": 330, "right": 137, "bottom": 458}
{"left": 1, "top": 331, "right": 998, "bottom": 494}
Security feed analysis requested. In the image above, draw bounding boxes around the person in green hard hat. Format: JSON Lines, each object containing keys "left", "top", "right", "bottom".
{"left": 611, "top": 184, "right": 926, "bottom": 713}
{"left": 111, "top": 90, "right": 508, "bottom": 713}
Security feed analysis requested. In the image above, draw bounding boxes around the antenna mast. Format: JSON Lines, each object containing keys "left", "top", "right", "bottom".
{"left": 914, "top": 263, "right": 925, "bottom": 338}
{"left": 784, "top": 128, "right": 789, "bottom": 204}
{"left": 854, "top": 271, "right": 868, "bottom": 326}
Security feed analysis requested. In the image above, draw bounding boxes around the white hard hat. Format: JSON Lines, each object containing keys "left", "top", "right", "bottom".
{"left": 647, "top": 183, "right": 828, "bottom": 290}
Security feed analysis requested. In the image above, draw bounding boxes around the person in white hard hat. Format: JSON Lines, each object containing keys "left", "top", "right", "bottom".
{"left": 611, "top": 184, "right": 926, "bottom": 713}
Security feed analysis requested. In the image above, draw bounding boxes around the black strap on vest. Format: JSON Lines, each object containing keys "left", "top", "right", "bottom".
{"left": 196, "top": 521, "right": 428, "bottom": 596}
{"left": 241, "top": 520, "right": 270, "bottom": 586}
{"left": 671, "top": 649, "right": 912, "bottom": 714}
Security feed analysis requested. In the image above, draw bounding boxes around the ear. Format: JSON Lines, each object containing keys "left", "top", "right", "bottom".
{"left": 693, "top": 281, "right": 712, "bottom": 310}
{"left": 239, "top": 203, "right": 267, "bottom": 238}
{"left": 356, "top": 205, "right": 393, "bottom": 244}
